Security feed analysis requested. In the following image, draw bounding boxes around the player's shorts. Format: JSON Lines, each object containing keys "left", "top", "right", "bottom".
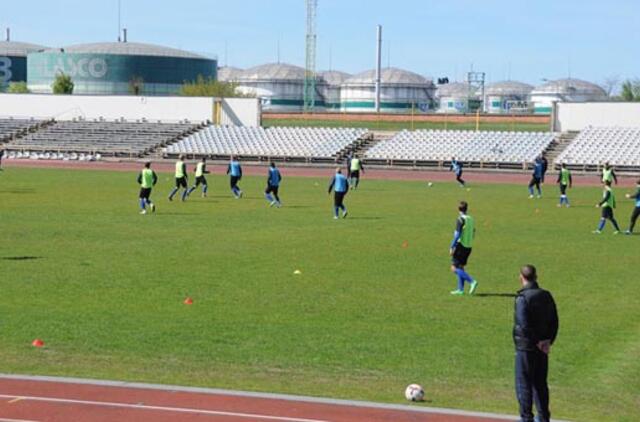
{"left": 601, "top": 206, "right": 614, "bottom": 219}
{"left": 175, "top": 177, "right": 187, "bottom": 188}
{"left": 230, "top": 175, "right": 240, "bottom": 188}
{"left": 265, "top": 184, "right": 279, "bottom": 195}
{"left": 195, "top": 176, "right": 207, "bottom": 186}
{"left": 560, "top": 184, "right": 568, "bottom": 195}
{"left": 139, "top": 188, "right": 152, "bottom": 199}
{"left": 529, "top": 176, "right": 541, "bottom": 187}
{"left": 334, "top": 191, "right": 346, "bottom": 207}
{"left": 452, "top": 244, "right": 472, "bottom": 268}
{"left": 350, "top": 170, "right": 360, "bottom": 179}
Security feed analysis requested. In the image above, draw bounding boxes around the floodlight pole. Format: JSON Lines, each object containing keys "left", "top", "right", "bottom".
{"left": 375, "top": 25, "right": 382, "bottom": 113}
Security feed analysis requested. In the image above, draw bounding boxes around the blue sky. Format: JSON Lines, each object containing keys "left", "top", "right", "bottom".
{"left": 4, "top": 0, "right": 639, "bottom": 87}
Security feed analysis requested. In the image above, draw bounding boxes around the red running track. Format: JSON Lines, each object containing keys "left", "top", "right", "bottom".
{"left": 0, "top": 376, "right": 516, "bottom": 422}
{"left": 3, "top": 159, "right": 637, "bottom": 187}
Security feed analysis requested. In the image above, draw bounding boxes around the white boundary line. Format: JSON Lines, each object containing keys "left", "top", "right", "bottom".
{"left": 0, "top": 394, "right": 327, "bottom": 422}
{"left": 0, "top": 374, "right": 571, "bottom": 421}
{"left": 0, "top": 418, "right": 40, "bottom": 422}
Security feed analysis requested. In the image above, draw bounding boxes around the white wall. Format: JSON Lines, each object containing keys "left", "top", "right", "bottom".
{"left": 0, "top": 94, "right": 260, "bottom": 126}
{"left": 554, "top": 102, "right": 640, "bottom": 132}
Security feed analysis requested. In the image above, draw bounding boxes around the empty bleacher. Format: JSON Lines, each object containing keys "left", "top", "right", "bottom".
{"left": 555, "top": 126, "right": 640, "bottom": 172}
{"left": 4, "top": 120, "right": 201, "bottom": 158}
{"left": 364, "top": 130, "right": 555, "bottom": 168}
{"left": 0, "top": 118, "right": 49, "bottom": 142}
{"left": 165, "top": 126, "right": 369, "bottom": 161}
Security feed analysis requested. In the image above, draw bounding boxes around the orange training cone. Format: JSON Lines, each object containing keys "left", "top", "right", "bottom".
{"left": 32, "top": 339, "right": 44, "bottom": 348}
{"left": 402, "top": 240, "right": 409, "bottom": 249}
{"left": 183, "top": 297, "right": 193, "bottom": 305}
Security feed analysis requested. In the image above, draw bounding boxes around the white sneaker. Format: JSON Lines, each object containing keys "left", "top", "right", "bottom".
{"left": 333, "top": 216, "right": 339, "bottom": 220}
{"left": 139, "top": 210, "right": 147, "bottom": 215}
{"left": 269, "top": 201, "right": 276, "bottom": 207}
{"left": 150, "top": 203, "right": 156, "bottom": 213}
{"left": 529, "top": 195, "right": 534, "bottom": 199}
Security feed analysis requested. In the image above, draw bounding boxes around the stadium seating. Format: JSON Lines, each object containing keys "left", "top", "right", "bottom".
{"left": 364, "top": 129, "right": 554, "bottom": 166}
{"left": 555, "top": 126, "right": 640, "bottom": 170}
{"left": 4, "top": 120, "right": 200, "bottom": 158}
{"left": 165, "top": 126, "right": 369, "bottom": 160}
{"left": 0, "top": 118, "right": 48, "bottom": 142}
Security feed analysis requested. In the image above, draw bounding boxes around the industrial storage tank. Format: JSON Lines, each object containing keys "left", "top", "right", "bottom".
{"left": 217, "top": 66, "right": 243, "bottom": 82}
{"left": 27, "top": 41, "right": 217, "bottom": 95}
{"left": 436, "top": 82, "right": 480, "bottom": 113}
{"left": 530, "top": 78, "right": 607, "bottom": 114}
{"left": 482, "top": 81, "right": 534, "bottom": 114}
{"left": 0, "top": 31, "right": 46, "bottom": 89}
{"left": 340, "top": 67, "right": 435, "bottom": 113}
{"left": 236, "top": 63, "right": 307, "bottom": 111}
{"left": 317, "top": 70, "right": 350, "bottom": 111}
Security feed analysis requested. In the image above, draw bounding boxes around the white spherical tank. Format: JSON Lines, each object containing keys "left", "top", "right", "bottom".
{"left": 217, "top": 66, "right": 243, "bottom": 83}
{"left": 317, "top": 70, "right": 350, "bottom": 111}
{"left": 483, "top": 81, "right": 534, "bottom": 114}
{"left": 236, "top": 63, "right": 306, "bottom": 111}
{"left": 340, "top": 67, "right": 435, "bottom": 113}
{"left": 531, "top": 78, "right": 607, "bottom": 114}
{"left": 436, "top": 82, "right": 478, "bottom": 113}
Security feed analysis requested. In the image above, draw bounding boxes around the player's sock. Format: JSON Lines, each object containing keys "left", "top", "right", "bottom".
{"left": 537, "top": 187, "right": 542, "bottom": 196}
{"left": 181, "top": 189, "right": 188, "bottom": 201}
{"left": 187, "top": 187, "right": 196, "bottom": 196}
{"left": 265, "top": 193, "right": 274, "bottom": 203}
{"left": 341, "top": 205, "right": 348, "bottom": 218}
{"left": 203, "top": 185, "right": 208, "bottom": 195}
{"left": 168, "top": 188, "right": 178, "bottom": 200}
{"left": 334, "top": 206, "right": 339, "bottom": 218}
{"left": 139, "top": 198, "right": 146, "bottom": 210}
{"left": 612, "top": 219, "right": 621, "bottom": 232}
{"left": 528, "top": 186, "right": 534, "bottom": 196}
{"left": 455, "top": 272, "right": 465, "bottom": 291}
{"left": 597, "top": 219, "right": 606, "bottom": 231}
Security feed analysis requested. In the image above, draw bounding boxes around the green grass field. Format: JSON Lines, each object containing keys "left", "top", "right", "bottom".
{"left": 263, "top": 117, "right": 550, "bottom": 132}
{"left": 0, "top": 167, "right": 638, "bottom": 421}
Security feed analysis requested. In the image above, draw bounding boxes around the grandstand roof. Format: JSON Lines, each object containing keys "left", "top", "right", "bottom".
{"left": 484, "top": 81, "right": 534, "bottom": 96}
{"left": 0, "top": 40, "right": 47, "bottom": 56}
{"left": 44, "top": 42, "right": 208, "bottom": 59}
{"left": 344, "top": 67, "right": 432, "bottom": 86}
{"left": 239, "top": 63, "right": 307, "bottom": 81}
{"left": 532, "top": 78, "right": 606, "bottom": 96}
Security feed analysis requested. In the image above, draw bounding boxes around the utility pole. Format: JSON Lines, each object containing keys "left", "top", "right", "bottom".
{"left": 375, "top": 25, "right": 382, "bottom": 113}
{"left": 304, "top": 0, "right": 317, "bottom": 112}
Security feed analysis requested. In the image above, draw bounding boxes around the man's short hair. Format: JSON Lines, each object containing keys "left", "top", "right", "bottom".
{"left": 458, "top": 201, "right": 468, "bottom": 213}
{"left": 521, "top": 265, "right": 537, "bottom": 282}
{"left": 336, "top": 167, "right": 342, "bottom": 174}
{"left": 636, "top": 179, "right": 640, "bottom": 185}
{"left": 144, "top": 162, "right": 151, "bottom": 168}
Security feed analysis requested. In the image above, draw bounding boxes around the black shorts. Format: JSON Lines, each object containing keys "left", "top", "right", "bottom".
{"left": 265, "top": 184, "right": 279, "bottom": 195}
{"left": 452, "top": 244, "right": 472, "bottom": 268}
{"left": 230, "top": 175, "right": 240, "bottom": 188}
{"left": 175, "top": 177, "right": 187, "bottom": 188}
{"left": 195, "top": 176, "right": 207, "bottom": 186}
{"left": 601, "top": 207, "right": 614, "bottom": 219}
{"left": 334, "top": 191, "right": 346, "bottom": 207}
{"left": 350, "top": 170, "right": 360, "bottom": 179}
{"left": 560, "top": 184, "right": 568, "bottom": 195}
{"left": 529, "top": 177, "right": 541, "bottom": 187}
{"left": 139, "top": 188, "right": 152, "bottom": 199}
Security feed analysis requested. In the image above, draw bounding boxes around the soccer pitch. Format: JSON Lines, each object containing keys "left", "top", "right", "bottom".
{"left": 0, "top": 167, "right": 638, "bottom": 421}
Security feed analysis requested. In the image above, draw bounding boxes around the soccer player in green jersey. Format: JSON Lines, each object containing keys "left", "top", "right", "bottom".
{"left": 594, "top": 180, "right": 621, "bottom": 234}
{"left": 137, "top": 162, "right": 158, "bottom": 214}
{"left": 556, "top": 163, "right": 572, "bottom": 207}
{"left": 449, "top": 201, "right": 479, "bottom": 295}
{"left": 187, "top": 157, "right": 210, "bottom": 198}
{"left": 168, "top": 155, "right": 189, "bottom": 202}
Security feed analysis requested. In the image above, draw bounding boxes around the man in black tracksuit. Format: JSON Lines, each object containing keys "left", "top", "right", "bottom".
{"left": 513, "top": 265, "right": 559, "bottom": 422}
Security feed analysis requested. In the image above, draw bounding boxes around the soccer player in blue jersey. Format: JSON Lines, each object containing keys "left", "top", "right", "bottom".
{"left": 624, "top": 179, "right": 640, "bottom": 235}
{"left": 593, "top": 180, "right": 621, "bottom": 234}
{"left": 449, "top": 201, "right": 478, "bottom": 296}
{"left": 187, "top": 157, "right": 210, "bottom": 198}
{"left": 265, "top": 162, "right": 282, "bottom": 207}
{"left": 528, "top": 157, "right": 544, "bottom": 198}
{"left": 450, "top": 157, "right": 466, "bottom": 187}
{"left": 168, "top": 155, "right": 189, "bottom": 202}
{"left": 227, "top": 155, "right": 243, "bottom": 199}
{"left": 556, "top": 163, "right": 573, "bottom": 207}
{"left": 328, "top": 168, "right": 349, "bottom": 219}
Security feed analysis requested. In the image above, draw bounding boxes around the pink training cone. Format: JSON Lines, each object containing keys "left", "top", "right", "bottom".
{"left": 32, "top": 339, "right": 44, "bottom": 348}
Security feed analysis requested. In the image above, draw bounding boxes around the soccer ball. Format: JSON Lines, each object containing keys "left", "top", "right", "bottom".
{"left": 404, "top": 383, "right": 425, "bottom": 401}
{"left": 427, "top": 182, "right": 433, "bottom": 187}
